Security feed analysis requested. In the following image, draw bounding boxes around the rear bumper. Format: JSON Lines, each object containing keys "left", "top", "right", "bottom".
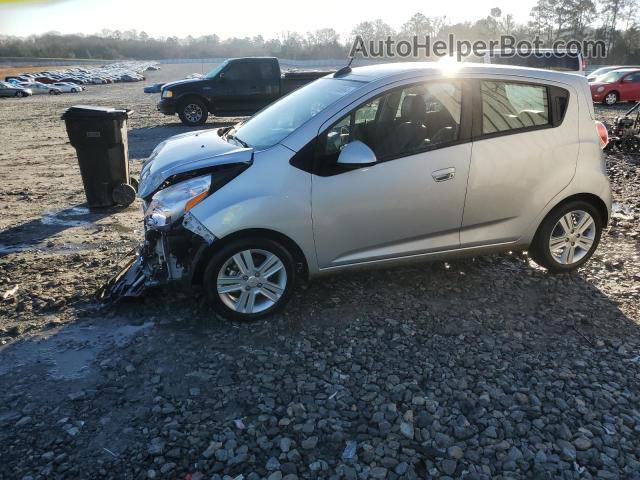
{"left": 157, "top": 99, "right": 177, "bottom": 115}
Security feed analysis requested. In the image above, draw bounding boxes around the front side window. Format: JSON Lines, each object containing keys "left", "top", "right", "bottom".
{"left": 321, "top": 81, "right": 462, "bottom": 165}
{"left": 624, "top": 72, "right": 640, "bottom": 83}
{"left": 481, "top": 81, "right": 549, "bottom": 135}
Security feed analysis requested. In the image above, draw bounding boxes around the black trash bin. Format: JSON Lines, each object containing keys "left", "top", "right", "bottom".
{"left": 62, "top": 105, "right": 136, "bottom": 209}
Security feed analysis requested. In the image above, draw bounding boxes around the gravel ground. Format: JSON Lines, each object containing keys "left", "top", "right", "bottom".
{"left": 0, "top": 66, "right": 639, "bottom": 480}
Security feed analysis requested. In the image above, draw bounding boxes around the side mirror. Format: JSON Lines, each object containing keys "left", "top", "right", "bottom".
{"left": 337, "top": 141, "right": 377, "bottom": 169}
{"left": 218, "top": 72, "right": 225, "bottom": 80}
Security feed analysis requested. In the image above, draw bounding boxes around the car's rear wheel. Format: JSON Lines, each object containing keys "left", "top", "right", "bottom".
{"left": 15, "top": 91, "right": 24, "bottom": 98}
{"left": 178, "top": 98, "right": 208, "bottom": 126}
{"left": 603, "top": 91, "right": 618, "bottom": 105}
{"left": 529, "top": 201, "right": 602, "bottom": 273}
{"left": 203, "top": 238, "right": 296, "bottom": 321}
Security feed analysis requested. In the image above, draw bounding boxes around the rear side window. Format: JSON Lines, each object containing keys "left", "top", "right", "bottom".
{"left": 481, "top": 81, "right": 549, "bottom": 135}
{"left": 224, "top": 63, "right": 253, "bottom": 81}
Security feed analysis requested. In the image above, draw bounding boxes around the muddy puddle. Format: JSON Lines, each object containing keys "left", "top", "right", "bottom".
{"left": 0, "top": 320, "right": 153, "bottom": 380}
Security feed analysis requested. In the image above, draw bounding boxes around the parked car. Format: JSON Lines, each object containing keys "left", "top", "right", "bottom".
{"left": 158, "top": 57, "right": 333, "bottom": 126}
{"left": 33, "top": 76, "right": 57, "bottom": 84}
{"left": 52, "top": 82, "right": 82, "bottom": 93}
{"left": 0, "top": 81, "right": 32, "bottom": 97}
{"left": 144, "top": 82, "right": 165, "bottom": 93}
{"left": 586, "top": 66, "right": 640, "bottom": 82}
{"left": 590, "top": 68, "right": 640, "bottom": 105}
{"left": 106, "top": 63, "right": 611, "bottom": 320}
{"left": 26, "top": 82, "right": 61, "bottom": 95}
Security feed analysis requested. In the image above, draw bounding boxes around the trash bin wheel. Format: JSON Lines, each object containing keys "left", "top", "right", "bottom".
{"left": 112, "top": 183, "right": 137, "bottom": 207}
{"left": 129, "top": 176, "right": 139, "bottom": 193}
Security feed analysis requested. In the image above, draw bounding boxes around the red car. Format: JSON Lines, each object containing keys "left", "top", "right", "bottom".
{"left": 590, "top": 68, "right": 640, "bottom": 105}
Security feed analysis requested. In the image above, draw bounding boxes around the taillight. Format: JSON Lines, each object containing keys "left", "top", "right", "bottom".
{"left": 595, "top": 121, "right": 609, "bottom": 149}
{"left": 582, "top": 58, "right": 588, "bottom": 72}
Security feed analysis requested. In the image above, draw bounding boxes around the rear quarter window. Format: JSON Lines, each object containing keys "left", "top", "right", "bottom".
{"left": 481, "top": 81, "right": 550, "bottom": 134}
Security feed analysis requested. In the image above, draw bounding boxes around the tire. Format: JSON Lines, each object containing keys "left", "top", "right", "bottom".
{"left": 529, "top": 200, "right": 603, "bottom": 273}
{"left": 178, "top": 98, "right": 208, "bottom": 126}
{"left": 603, "top": 91, "right": 618, "bottom": 106}
{"left": 49, "top": 90, "right": 55, "bottom": 95}
{"left": 203, "top": 237, "right": 296, "bottom": 321}
{"left": 16, "top": 91, "right": 24, "bottom": 98}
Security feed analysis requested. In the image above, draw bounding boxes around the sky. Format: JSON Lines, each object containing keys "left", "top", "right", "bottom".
{"left": 0, "top": 0, "right": 536, "bottom": 40}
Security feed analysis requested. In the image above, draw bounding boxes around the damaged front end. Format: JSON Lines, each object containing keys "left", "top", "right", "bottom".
{"left": 98, "top": 211, "right": 216, "bottom": 302}
{"left": 98, "top": 128, "right": 253, "bottom": 302}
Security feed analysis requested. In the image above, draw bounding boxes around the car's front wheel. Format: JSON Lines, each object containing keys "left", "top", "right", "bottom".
{"left": 529, "top": 201, "right": 603, "bottom": 273}
{"left": 203, "top": 238, "right": 296, "bottom": 320}
{"left": 603, "top": 91, "right": 618, "bottom": 105}
{"left": 178, "top": 98, "right": 208, "bottom": 126}
{"left": 15, "top": 91, "right": 24, "bottom": 98}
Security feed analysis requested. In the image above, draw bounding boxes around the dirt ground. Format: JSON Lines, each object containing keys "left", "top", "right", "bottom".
{"left": 0, "top": 65, "right": 639, "bottom": 480}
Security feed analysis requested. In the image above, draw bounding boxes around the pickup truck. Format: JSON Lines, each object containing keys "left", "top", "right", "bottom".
{"left": 157, "top": 57, "right": 332, "bottom": 126}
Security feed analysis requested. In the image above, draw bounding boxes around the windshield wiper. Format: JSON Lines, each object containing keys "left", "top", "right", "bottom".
{"left": 226, "top": 133, "right": 250, "bottom": 148}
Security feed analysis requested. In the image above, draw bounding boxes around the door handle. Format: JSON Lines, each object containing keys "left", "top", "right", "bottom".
{"left": 432, "top": 167, "right": 456, "bottom": 182}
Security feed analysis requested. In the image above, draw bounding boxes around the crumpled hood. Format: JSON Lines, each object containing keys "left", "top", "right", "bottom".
{"left": 138, "top": 128, "right": 253, "bottom": 199}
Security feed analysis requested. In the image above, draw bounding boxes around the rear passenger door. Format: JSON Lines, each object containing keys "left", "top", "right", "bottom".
{"left": 461, "top": 78, "right": 577, "bottom": 247}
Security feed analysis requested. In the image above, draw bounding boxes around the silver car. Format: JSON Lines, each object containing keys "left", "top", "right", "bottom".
{"left": 111, "top": 62, "right": 612, "bottom": 320}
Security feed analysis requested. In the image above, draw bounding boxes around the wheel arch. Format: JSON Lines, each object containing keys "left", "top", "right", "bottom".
{"left": 533, "top": 192, "right": 609, "bottom": 244}
{"left": 177, "top": 93, "right": 209, "bottom": 109}
{"left": 191, "top": 228, "right": 309, "bottom": 286}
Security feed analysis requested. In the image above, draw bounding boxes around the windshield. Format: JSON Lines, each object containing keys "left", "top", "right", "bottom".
{"left": 205, "top": 60, "right": 229, "bottom": 79}
{"left": 233, "top": 78, "right": 362, "bottom": 150}
{"left": 599, "top": 71, "right": 629, "bottom": 83}
{"left": 590, "top": 67, "right": 616, "bottom": 77}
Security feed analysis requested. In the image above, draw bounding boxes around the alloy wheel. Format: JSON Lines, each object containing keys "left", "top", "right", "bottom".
{"left": 184, "top": 104, "right": 203, "bottom": 123}
{"left": 548, "top": 210, "right": 596, "bottom": 265}
{"left": 216, "top": 249, "right": 287, "bottom": 314}
{"left": 605, "top": 93, "right": 617, "bottom": 105}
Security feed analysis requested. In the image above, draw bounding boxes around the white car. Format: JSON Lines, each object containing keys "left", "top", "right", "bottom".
{"left": 27, "top": 82, "right": 61, "bottom": 95}
{"left": 52, "top": 82, "right": 82, "bottom": 93}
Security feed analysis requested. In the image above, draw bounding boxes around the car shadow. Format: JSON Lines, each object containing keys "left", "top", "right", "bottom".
{"left": 100, "top": 252, "right": 639, "bottom": 346}
{"left": 0, "top": 204, "right": 114, "bottom": 257}
{"left": 128, "top": 120, "right": 241, "bottom": 159}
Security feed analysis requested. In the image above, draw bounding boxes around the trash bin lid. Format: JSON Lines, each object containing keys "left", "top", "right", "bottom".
{"left": 61, "top": 105, "right": 133, "bottom": 120}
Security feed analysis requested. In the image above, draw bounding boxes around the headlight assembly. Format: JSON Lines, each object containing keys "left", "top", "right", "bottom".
{"left": 597, "top": 86, "right": 605, "bottom": 93}
{"left": 144, "top": 175, "right": 211, "bottom": 230}
{"left": 162, "top": 90, "right": 174, "bottom": 98}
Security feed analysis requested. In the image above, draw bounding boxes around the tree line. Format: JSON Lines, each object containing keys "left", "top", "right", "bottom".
{"left": 0, "top": 1, "right": 638, "bottom": 63}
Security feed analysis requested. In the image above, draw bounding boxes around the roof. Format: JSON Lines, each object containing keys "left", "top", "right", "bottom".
{"left": 338, "top": 61, "right": 588, "bottom": 86}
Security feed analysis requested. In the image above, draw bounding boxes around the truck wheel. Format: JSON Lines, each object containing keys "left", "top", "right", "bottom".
{"left": 178, "top": 99, "right": 208, "bottom": 126}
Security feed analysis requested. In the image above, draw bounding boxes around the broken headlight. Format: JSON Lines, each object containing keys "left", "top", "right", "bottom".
{"left": 144, "top": 175, "right": 211, "bottom": 231}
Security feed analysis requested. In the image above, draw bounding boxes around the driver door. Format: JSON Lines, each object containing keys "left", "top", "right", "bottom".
{"left": 311, "top": 80, "right": 472, "bottom": 269}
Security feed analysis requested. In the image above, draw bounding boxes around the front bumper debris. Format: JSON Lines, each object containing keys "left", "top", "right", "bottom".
{"left": 98, "top": 214, "right": 216, "bottom": 303}
{"left": 97, "top": 251, "right": 147, "bottom": 301}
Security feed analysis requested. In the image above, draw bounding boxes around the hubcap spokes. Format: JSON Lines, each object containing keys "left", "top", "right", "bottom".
{"left": 185, "top": 104, "right": 202, "bottom": 122}
{"left": 549, "top": 210, "right": 596, "bottom": 265}
{"left": 217, "top": 249, "right": 286, "bottom": 314}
